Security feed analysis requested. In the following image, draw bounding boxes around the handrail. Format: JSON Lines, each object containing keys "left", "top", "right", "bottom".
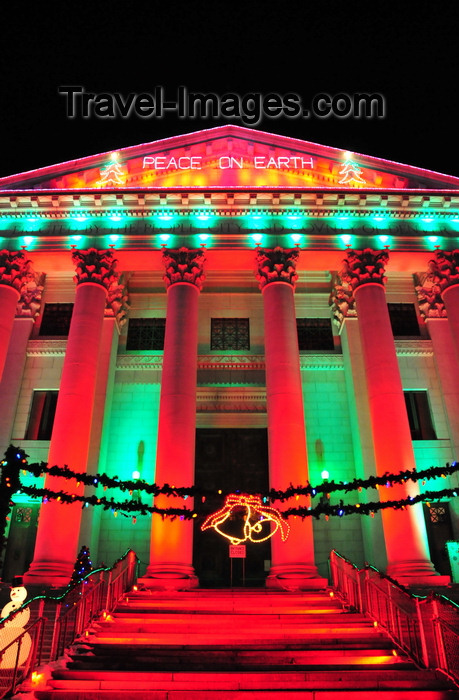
{"left": 0, "top": 549, "right": 138, "bottom": 698}
{"left": 330, "top": 549, "right": 459, "bottom": 686}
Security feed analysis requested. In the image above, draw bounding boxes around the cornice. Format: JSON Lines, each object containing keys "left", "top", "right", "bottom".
{"left": 0, "top": 189, "right": 458, "bottom": 217}
{"left": 27, "top": 339, "right": 67, "bottom": 356}
{"left": 196, "top": 386, "right": 266, "bottom": 413}
{"left": 394, "top": 339, "right": 434, "bottom": 356}
{"left": 299, "top": 354, "right": 344, "bottom": 370}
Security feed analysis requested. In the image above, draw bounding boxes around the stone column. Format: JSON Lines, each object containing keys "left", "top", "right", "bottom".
{"left": 0, "top": 267, "right": 44, "bottom": 454}
{"left": 143, "top": 248, "right": 205, "bottom": 590}
{"left": 427, "top": 250, "right": 459, "bottom": 364}
{"left": 415, "top": 273, "right": 459, "bottom": 459}
{"left": 341, "top": 249, "right": 446, "bottom": 585}
{"left": 255, "top": 247, "right": 326, "bottom": 590}
{"left": 24, "top": 249, "right": 119, "bottom": 588}
{"left": 0, "top": 251, "right": 35, "bottom": 382}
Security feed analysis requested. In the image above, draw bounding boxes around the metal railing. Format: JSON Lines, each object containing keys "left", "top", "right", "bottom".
{"left": 0, "top": 549, "right": 138, "bottom": 698}
{"left": 330, "top": 549, "right": 459, "bottom": 685}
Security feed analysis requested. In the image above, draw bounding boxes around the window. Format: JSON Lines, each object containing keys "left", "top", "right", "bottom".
{"left": 126, "top": 318, "right": 166, "bottom": 350}
{"left": 211, "top": 318, "right": 250, "bottom": 351}
{"left": 388, "top": 303, "right": 420, "bottom": 337}
{"left": 404, "top": 391, "right": 436, "bottom": 440}
{"left": 296, "top": 318, "right": 334, "bottom": 351}
{"left": 25, "top": 391, "right": 58, "bottom": 440}
{"left": 39, "top": 303, "right": 73, "bottom": 336}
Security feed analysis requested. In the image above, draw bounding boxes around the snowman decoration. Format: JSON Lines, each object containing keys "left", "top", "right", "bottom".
{"left": 0, "top": 576, "right": 31, "bottom": 669}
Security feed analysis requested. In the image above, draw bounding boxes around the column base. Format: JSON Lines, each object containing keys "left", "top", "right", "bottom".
{"left": 23, "top": 561, "right": 72, "bottom": 589}
{"left": 386, "top": 559, "right": 450, "bottom": 588}
{"left": 139, "top": 563, "right": 199, "bottom": 591}
{"left": 266, "top": 564, "right": 328, "bottom": 591}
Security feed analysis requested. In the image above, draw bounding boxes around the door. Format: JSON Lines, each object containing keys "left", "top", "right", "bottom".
{"left": 423, "top": 502, "right": 454, "bottom": 577}
{"left": 2, "top": 503, "right": 40, "bottom": 583}
{"left": 193, "top": 429, "right": 270, "bottom": 587}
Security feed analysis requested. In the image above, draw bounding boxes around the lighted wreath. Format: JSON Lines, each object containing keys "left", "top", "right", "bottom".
{"left": 201, "top": 493, "right": 290, "bottom": 545}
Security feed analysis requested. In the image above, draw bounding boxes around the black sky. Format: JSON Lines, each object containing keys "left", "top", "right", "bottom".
{"left": 1, "top": 1, "right": 458, "bottom": 179}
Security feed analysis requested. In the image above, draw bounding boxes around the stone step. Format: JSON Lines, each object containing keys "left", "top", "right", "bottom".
{"left": 35, "top": 669, "right": 454, "bottom": 697}
{"left": 34, "top": 692, "right": 457, "bottom": 699}
{"left": 32, "top": 588, "right": 456, "bottom": 698}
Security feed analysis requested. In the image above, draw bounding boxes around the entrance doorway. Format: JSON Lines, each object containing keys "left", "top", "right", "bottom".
{"left": 423, "top": 502, "right": 454, "bottom": 577}
{"left": 2, "top": 503, "right": 39, "bottom": 583}
{"left": 193, "top": 429, "right": 270, "bottom": 587}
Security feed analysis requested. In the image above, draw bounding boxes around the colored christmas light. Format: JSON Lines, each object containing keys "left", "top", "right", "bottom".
{"left": 97, "top": 157, "right": 126, "bottom": 187}
{"left": 1, "top": 445, "right": 458, "bottom": 524}
{"left": 201, "top": 493, "right": 290, "bottom": 544}
{"left": 338, "top": 159, "right": 366, "bottom": 185}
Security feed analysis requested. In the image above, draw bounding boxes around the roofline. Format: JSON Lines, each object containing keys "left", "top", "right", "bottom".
{"left": 1, "top": 124, "right": 459, "bottom": 188}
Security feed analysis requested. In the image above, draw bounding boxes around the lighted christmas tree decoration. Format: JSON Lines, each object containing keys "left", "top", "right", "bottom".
{"left": 71, "top": 545, "right": 93, "bottom": 583}
{"left": 97, "top": 153, "right": 126, "bottom": 187}
{"left": 201, "top": 494, "right": 290, "bottom": 545}
{"left": 338, "top": 156, "right": 366, "bottom": 185}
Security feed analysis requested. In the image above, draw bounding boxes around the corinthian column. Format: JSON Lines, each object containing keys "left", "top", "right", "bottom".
{"left": 143, "top": 248, "right": 205, "bottom": 590}
{"left": 24, "top": 249, "right": 119, "bottom": 587}
{"left": 0, "top": 251, "right": 33, "bottom": 382}
{"left": 427, "top": 250, "right": 459, "bottom": 364}
{"left": 256, "top": 247, "right": 326, "bottom": 590}
{"left": 341, "top": 249, "right": 446, "bottom": 585}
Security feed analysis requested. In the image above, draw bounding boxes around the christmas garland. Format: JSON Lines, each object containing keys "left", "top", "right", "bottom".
{"left": 1, "top": 446, "right": 458, "bottom": 530}
{"left": 17, "top": 482, "right": 459, "bottom": 522}
{"left": 20, "top": 455, "right": 459, "bottom": 500}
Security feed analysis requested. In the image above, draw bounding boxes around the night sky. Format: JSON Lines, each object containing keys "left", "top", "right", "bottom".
{"left": 1, "top": 2, "right": 458, "bottom": 180}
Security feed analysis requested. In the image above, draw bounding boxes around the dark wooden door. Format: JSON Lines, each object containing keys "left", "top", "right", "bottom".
{"left": 193, "top": 429, "right": 270, "bottom": 587}
{"left": 2, "top": 504, "right": 40, "bottom": 583}
{"left": 423, "top": 502, "right": 454, "bottom": 577}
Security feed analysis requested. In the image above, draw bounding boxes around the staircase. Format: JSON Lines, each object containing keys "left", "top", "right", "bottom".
{"left": 34, "top": 588, "right": 457, "bottom": 698}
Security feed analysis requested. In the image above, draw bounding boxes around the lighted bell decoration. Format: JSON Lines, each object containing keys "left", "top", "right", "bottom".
{"left": 201, "top": 493, "right": 290, "bottom": 545}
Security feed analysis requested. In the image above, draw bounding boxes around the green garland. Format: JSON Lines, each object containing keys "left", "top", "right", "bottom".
{"left": 21, "top": 453, "right": 459, "bottom": 500}
{"left": 2, "top": 445, "right": 458, "bottom": 524}
{"left": 17, "top": 482, "right": 459, "bottom": 523}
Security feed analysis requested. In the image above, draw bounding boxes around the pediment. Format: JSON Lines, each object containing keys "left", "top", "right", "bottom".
{"left": 1, "top": 125, "right": 458, "bottom": 191}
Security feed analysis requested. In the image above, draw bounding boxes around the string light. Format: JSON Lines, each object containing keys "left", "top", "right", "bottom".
{"left": 201, "top": 494, "right": 290, "bottom": 544}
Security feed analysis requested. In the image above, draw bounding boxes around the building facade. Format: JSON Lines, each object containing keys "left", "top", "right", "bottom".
{"left": 0, "top": 126, "right": 458, "bottom": 590}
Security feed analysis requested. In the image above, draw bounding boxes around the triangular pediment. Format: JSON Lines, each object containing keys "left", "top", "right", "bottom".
{"left": 1, "top": 125, "right": 458, "bottom": 191}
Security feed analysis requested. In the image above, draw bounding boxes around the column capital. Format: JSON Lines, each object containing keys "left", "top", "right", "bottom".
{"left": 0, "top": 250, "right": 32, "bottom": 293}
{"left": 162, "top": 247, "right": 206, "bottom": 290}
{"left": 104, "top": 272, "right": 130, "bottom": 328}
{"left": 414, "top": 272, "right": 446, "bottom": 319}
{"left": 428, "top": 249, "right": 459, "bottom": 295}
{"left": 72, "top": 248, "right": 118, "bottom": 289}
{"left": 341, "top": 248, "right": 389, "bottom": 290}
{"left": 330, "top": 275, "right": 357, "bottom": 327}
{"left": 255, "top": 247, "right": 299, "bottom": 290}
{"left": 16, "top": 271, "right": 45, "bottom": 318}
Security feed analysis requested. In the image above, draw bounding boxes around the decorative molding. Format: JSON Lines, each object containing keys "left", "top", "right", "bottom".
{"left": 414, "top": 272, "right": 446, "bottom": 319}
{"left": 255, "top": 247, "right": 299, "bottom": 289}
{"left": 162, "top": 247, "right": 206, "bottom": 290}
{"left": 330, "top": 274, "right": 356, "bottom": 328}
{"left": 105, "top": 272, "right": 130, "bottom": 327}
{"left": 427, "top": 249, "right": 459, "bottom": 294}
{"left": 72, "top": 248, "right": 119, "bottom": 288}
{"left": 27, "top": 339, "right": 67, "bottom": 356}
{"left": 394, "top": 339, "right": 434, "bottom": 357}
{"left": 116, "top": 354, "right": 163, "bottom": 370}
{"left": 16, "top": 271, "right": 45, "bottom": 318}
{"left": 341, "top": 248, "right": 389, "bottom": 290}
{"left": 0, "top": 250, "right": 33, "bottom": 293}
{"left": 116, "top": 352, "right": 345, "bottom": 372}
{"left": 299, "top": 354, "right": 344, "bottom": 370}
{"left": 197, "top": 387, "right": 266, "bottom": 413}
{"left": 198, "top": 355, "right": 265, "bottom": 370}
